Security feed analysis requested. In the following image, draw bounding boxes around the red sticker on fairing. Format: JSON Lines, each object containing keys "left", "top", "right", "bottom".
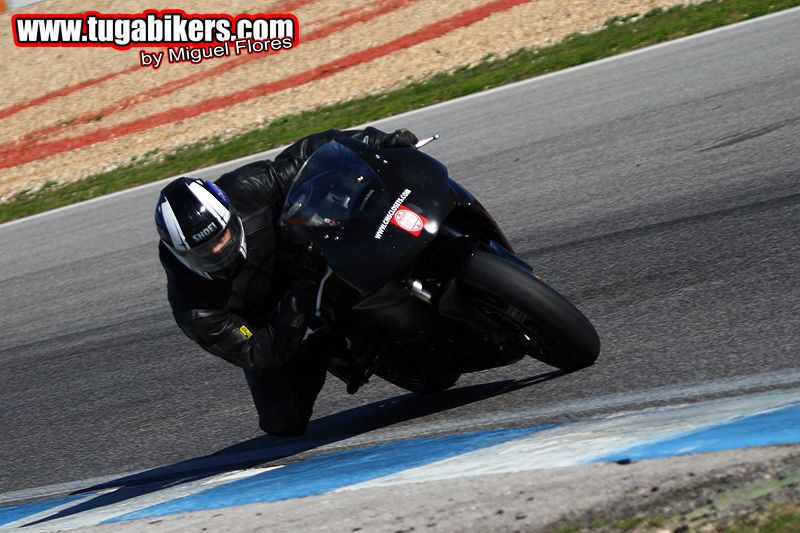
{"left": 391, "top": 205, "right": 427, "bottom": 237}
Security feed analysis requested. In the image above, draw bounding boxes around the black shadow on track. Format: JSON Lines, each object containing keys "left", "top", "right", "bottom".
{"left": 25, "top": 370, "right": 565, "bottom": 526}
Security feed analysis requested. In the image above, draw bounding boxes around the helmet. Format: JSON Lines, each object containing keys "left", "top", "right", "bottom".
{"left": 155, "top": 177, "right": 247, "bottom": 280}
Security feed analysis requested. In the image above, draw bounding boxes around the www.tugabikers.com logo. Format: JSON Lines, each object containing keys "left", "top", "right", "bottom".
{"left": 11, "top": 9, "right": 298, "bottom": 69}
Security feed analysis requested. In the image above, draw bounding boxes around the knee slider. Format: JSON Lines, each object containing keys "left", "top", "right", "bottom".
{"left": 259, "top": 413, "right": 309, "bottom": 437}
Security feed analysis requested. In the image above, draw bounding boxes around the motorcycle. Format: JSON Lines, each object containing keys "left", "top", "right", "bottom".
{"left": 280, "top": 135, "right": 600, "bottom": 393}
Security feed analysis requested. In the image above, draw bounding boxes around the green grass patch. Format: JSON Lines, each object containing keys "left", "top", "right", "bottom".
{"left": 752, "top": 508, "right": 800, "bottom": 533}
{"left": 612, "top": 516, "right": 644, "bottom": 530}
{"left": 3, "top": 0, "right": 799, "bottom": 223}
{"left": 719, "top": 504, "right": 800, "bottom": 533}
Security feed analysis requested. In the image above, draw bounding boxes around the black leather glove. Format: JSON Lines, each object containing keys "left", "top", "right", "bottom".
{"left": 280, "top": 279, "right": 317, "bottom": 329}
{"left": 255, "top": 280, "right": 318, "bottom": 368}
{"left": 381, "top": 128, "right": 418, "bottom": 148}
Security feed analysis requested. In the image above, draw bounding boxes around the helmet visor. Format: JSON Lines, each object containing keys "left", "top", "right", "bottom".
{"left": 176, "top": 217, "right": 245, "bottom": 274}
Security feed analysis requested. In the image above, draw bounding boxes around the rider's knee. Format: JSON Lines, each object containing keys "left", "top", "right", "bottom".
{"left": 258, "top": 412, "right": 309, "bottom": 437}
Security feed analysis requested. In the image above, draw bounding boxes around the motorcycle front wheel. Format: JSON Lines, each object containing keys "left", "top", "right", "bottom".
{"left": 459, "top": 249, "right": 600, "bottom": 371}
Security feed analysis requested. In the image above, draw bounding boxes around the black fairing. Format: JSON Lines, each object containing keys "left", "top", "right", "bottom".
{"left": 281, "top": 138, "right": 450, "bottom": 293}
{"left": 281, "top": 137, "right": 527, "bottom": 377}
{"left": 445, "top": 179, "right": 514, "bottom": 252}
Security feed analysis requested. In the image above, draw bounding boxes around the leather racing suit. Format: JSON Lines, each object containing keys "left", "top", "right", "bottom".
{"left": 159, "top": 127, "right": 416, "bottom": 436}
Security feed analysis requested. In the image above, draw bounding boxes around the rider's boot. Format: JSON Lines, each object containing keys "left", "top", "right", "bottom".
{"left": 326, "top": 336, "right": 372, "bottom": 394}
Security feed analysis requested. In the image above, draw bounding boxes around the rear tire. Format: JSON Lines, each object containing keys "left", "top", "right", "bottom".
{"left": 460, "top": 250, "right": 600, "bottom": 371}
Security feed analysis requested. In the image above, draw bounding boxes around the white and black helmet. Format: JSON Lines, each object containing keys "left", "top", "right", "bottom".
{"left": 155, "top": 177, "right": 247, "bottom": 280}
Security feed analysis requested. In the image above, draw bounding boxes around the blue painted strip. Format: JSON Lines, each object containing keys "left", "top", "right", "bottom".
{"left": 596, "top": 402, "right": 800, "bottom": 463}
{"left": 107, "top": 425, "right": 554, "bottom": 522}
{"left": 0, "top": 493, "right": 92, "bottom": 527}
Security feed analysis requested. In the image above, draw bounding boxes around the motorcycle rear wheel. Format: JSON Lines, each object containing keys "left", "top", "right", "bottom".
{"left": 460, "top": 250, "right": 600, "bottom": 371}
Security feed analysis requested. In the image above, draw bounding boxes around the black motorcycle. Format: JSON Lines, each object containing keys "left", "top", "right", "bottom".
{"left": 280, "top": 135, "right": 600, "bottom": 393}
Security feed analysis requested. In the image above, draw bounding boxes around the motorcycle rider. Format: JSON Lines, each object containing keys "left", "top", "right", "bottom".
{"left": 155, "top": 126, "right": 419, "bottom": 437}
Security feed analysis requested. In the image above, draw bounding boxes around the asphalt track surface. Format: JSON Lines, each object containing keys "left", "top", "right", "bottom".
{"left": 1, "top": 9, "right": 799, "bottom": 498}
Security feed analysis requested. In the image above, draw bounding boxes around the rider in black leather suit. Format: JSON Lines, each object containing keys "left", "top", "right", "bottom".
{"left": 156, "top": 127, "right": 418, "bottom": 436}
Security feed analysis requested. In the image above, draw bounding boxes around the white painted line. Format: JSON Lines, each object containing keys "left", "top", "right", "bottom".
{"left": 201, "top": 466, "right": 283, "bottom": 485}
{"left": 2, "top": 6, "right": 798, "bottom": 229}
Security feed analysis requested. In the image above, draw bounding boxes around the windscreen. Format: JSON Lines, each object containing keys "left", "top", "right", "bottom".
{"left": 281, "top": 138, "right": 449, "bottom": 293}
{"left": 282, "top": 141, "right": 387, "bottom": 229}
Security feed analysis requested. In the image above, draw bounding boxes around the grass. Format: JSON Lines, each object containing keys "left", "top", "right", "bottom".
{"left": 699, "top": 504, "right": 800, "bottom": 533}
{"left": 2, "top": 0, "right": 800, "bottom": 223}
{"left": 735, "top": 507, "right": 800, "bottom": 533}
{"left": 612, "top": 516, "right": 644, "bottom": 530}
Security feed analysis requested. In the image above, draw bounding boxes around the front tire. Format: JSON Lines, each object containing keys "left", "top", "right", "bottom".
{"left": 459, "top": 250, "right": 600, "bottom": 371}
